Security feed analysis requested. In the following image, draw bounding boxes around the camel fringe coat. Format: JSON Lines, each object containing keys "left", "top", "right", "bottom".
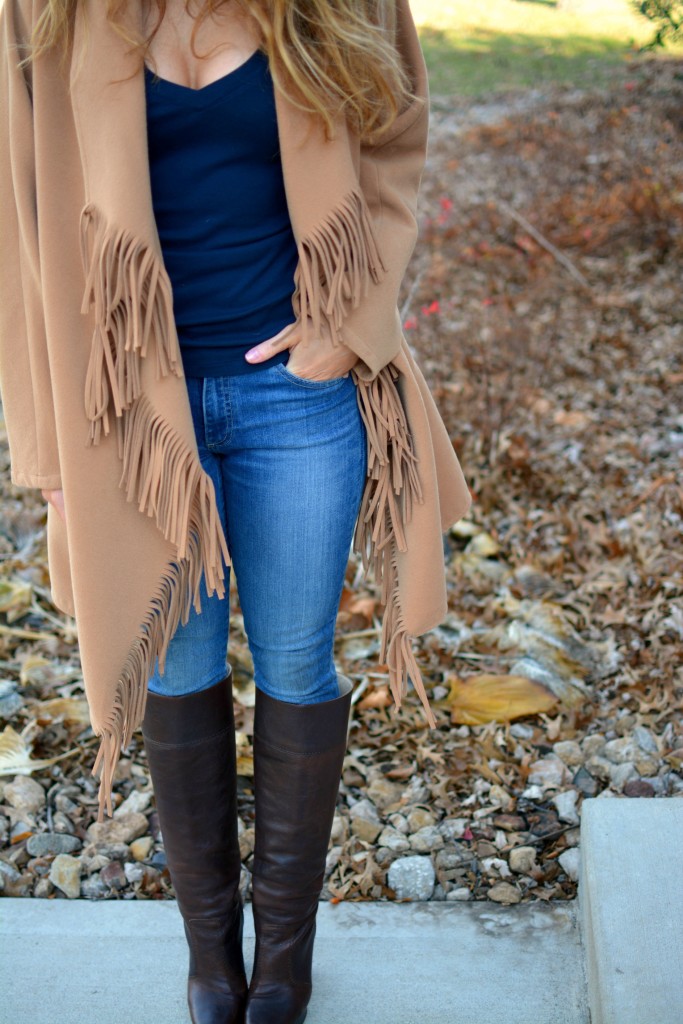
{"left": 0, "top": 0, "right": 472, "bottom": 821}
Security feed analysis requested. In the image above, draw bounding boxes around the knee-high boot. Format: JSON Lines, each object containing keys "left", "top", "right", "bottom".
{"left": 245, "top": 674, "right": 353, "bottom": 1024}
{"left": 141, "top": 666, "right": 248, "bottom": 1024}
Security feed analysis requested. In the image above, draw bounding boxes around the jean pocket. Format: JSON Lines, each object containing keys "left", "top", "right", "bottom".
{"left": 274, "top": 361, "right": 348, "bottom": 389}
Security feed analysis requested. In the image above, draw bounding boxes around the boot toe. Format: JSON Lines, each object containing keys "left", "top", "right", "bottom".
{"left": 245, "top": 986, "right": 309, "bottom": 1024}
{"left": 188, "top": 977, "right": 248, "bottom": 1024}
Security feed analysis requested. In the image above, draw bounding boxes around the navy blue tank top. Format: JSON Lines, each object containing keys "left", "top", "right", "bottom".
{"left": 144, "top": 49, "right": 297, "bottom": 377}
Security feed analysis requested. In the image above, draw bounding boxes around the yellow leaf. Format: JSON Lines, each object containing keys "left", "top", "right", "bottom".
{"left": 444, "top": 674, "right": 558, "bottom": 726}
{"left": 0, "top": 578, "right": 33, "bottom": 622}
{"left": 0, "top": 724, "right": 80, "bottom": 775}
{"left": 36, "top": 697, "right": 91, "bottom": 725}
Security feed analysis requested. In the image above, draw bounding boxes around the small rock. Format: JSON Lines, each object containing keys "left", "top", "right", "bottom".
{"left": 54, "top": 793, "right": 79, "bottom": 816}
{"left": 509, "top": 723, "right": 534, "bottom": 739}
{"left": 487, "top": 881, "right": 521, "bottom": 904}
{"left": 114, "top": 789, "right": 153, "bottom": 817}
{"left": 4, "top": 776, "right": 46, "bottom": 814}
{"left": 564, "top": 827, "right": 581, "bottom": 847}
{"left": 521, "top": 783, "right": 545, "bottom": 800}
{"left": 0, "top": 687, "right": 23, "bottom": 718}
{"left": 377, "top": 826, "right": 411, "bottom": 852}
{"left": 400, "top": 776, "right": 431, "bottom": 804}
{"left": 92, "top": 842, "right": 131, "bottom": 861}
{"left": 0, "top": 858, "right": 23, "bottom": 891}
{"left": 387, "top": 855, "right": 435, "bottom": 900}
{"left": 124, "top": 862, "right": 144, "bottom": 885}
{"left": 129, "top": 836, "right": 154, "bottom": 861}
{"left": 330, "top": 813, "right": 348, "bottom": 845}
{"left": 528, "top": 756, "right": 571, "bottom": 791}
{"left": 551, "top": 789, "right": 580, "bottom": 825}
{"left": 33, "top": 877, "right": 54, "bottom": 898}
{"left": 585, "top": 755, "right": 613, "bottom": 782}
{"left": 602, "top": 737, "right": 641, "bottom": 765}
{"left": 509, "top": 846, "right": 537, "bottom": 874}
{"left": 100, "top": 861, "right": 127, "bottom": 890}
{"left": 409, "top": 826, "right": 444, "bottom": 853}
{"left": 406, "top": 808, "right": 436, "bottom": 833}
{"left": 325, "top": 845, "right": 342, "bottom": 877}
{"left": 558, "top": 847, "right": 580, "bottom": 881}
{"left": 375, "top": 847, "right": 400, "bottom": 869}
{"left": 81, "top": 873, "right": 109, "bottom": 899}
{"left": 82, "top": 853, "right": 111, "bottom": 875}
{"left": 86, "top": 811, "right": 148, "bottom": 846}
{"left": 435, "top": 845, "right": 475, "bottom": 870}
{"left": 622, "top": 779, "right": 655, "bottom": 798}
{"left": 347, "top": 798, "right": 380, "bottom": 823}
{"left": 447, "top": 887, "right": 472, "bottom": 901}
{"left": 10, "top": 820, "right": 35, "bottom": 843}
{"left": 386, "top": 813, "right": 409, "bottom": 834}
{"left": 475, "top": 840, "right": 498, "bottom": 859}
{"left": 239, "top": 827, "right": 255, "bottom": 860}
{"left": 481, "top": 856, "right": 512, "bottom": 879}
{"left": 609, "top": 762, "right": 639, "bottom": 790}
{"left": 633, "top": 726, "right": 659, "bottom": 755}
{"left": 491, "top": 813, "right": 527, "bottom": 832}
{"left": 26, "top": 832, "right": 82, "bottom": 857}
{"left": 367, "top": 776, "right": 402, "bottom": 811}
{"left": 553, "top": 740, "right": 584, "bottom": 767}
{"left": 350, "top": 817, "right": 383, "bottom": 843}
{"left": 49, "top": 853, "right": 82, "bottom": 898}
{"left": 573, "top": 765, "right": 599, "bottom": 796}
{"left": 150, "top": 850, "right": 167, "bottom": 871}
{"left": 438, "top": 818, "right": 470, "bottom": 841}
{"left": 487, "top": 784, "right": 514, "bottom": 811}
{"left": 581, "top": 733, "right": 606, "bottom": 758}
{"left": 52, "top": 811, "right": 76, "bottom": 834}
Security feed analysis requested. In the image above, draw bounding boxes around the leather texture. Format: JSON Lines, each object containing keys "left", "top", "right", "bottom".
{"left": 245, "top": 675, "right": 353, "bottom": 1024}
{"left": 141, "top": 668, "right": 248, "bottom": 1024}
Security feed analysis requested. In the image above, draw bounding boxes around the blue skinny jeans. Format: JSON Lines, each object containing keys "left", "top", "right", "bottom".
{"left": 146, "top": 360, "right": 367, "bottom": 704}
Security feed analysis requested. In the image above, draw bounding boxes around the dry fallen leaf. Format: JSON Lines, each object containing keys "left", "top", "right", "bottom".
{"left": 0, "top": 724, "right": 80, "bottom": 775}
{"left": 442, "top": 673, "right": 559, "bottom": 725}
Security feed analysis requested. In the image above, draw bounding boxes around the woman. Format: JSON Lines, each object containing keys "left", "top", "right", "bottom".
{"left": 0, "top": 1, "right": 471, "bottom": 1022}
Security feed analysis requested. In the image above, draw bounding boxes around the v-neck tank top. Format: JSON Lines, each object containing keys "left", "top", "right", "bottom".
{"left": 144, "top": 48, "right": 297, "bottom": 377}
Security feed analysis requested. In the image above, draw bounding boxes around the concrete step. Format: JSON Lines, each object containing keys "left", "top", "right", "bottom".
{"left": 578, "top": 795, "right": 683, "bottom": 1024}
{"left": 0, "top": 897, "right": 589, "bottom": 1024}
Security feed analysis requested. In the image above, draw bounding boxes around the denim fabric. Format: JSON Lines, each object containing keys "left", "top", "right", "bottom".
{"left": 146, "top": 360, "right": 367, "bottom": 704}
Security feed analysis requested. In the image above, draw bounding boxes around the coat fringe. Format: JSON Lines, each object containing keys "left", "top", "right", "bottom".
{"left": 292, "top": 186, "right": 387, "bottom": 347}
{"left": 352, "top": 363, "right": 437, "bottom": 730}
{"left": 79, "top": 202, "right": 182, "bottom": 446}
{"left": 90, "top": 391, "right": 230, "bottom": 822}
{"left": 78, "top": 203, "right": 230, "bottom": 822}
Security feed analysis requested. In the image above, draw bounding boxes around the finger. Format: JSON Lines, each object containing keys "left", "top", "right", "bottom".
{"left": 245, "top": 321, "right": 300, "bottom": 363}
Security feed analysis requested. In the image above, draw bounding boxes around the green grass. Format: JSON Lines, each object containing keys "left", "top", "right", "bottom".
{"left": 411, "top": 0, "right": 683, "bottom": 96}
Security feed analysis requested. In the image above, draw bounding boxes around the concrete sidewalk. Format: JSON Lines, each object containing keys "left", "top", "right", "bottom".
{"left": 1, "top": 898, "right": 588, "bottom": 1024}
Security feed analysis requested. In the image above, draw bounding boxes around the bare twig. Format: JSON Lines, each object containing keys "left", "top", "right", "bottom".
{"left": 496, "top": 198, "right": 593, "bottom": 292}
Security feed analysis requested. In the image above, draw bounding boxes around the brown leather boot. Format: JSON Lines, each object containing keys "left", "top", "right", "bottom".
{"left": 245, "top": 675, "right": 353, "bottom": 1024}
{"left": 141, "top": 667, "right": 248, "bottom": 1024}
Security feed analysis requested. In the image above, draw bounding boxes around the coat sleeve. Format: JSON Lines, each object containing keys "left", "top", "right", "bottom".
{"left": 341, "top": 0, "right": 430, "bottom": 379}
{"left": 0, "top": 0, "right": 62, "bottom": 490}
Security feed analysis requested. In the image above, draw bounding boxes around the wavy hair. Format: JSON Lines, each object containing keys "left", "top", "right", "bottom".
{"left": 20, "top": 0, "right": 417, "bottom": 142}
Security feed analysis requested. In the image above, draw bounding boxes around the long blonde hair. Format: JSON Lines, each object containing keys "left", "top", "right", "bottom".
{"left": 21, "top": 0, "right": 417, "bottom": 142}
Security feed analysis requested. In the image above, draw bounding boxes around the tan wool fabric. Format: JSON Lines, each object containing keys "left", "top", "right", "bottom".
{"left": 0, "top": 0, "right": 472, "bottom": 821}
